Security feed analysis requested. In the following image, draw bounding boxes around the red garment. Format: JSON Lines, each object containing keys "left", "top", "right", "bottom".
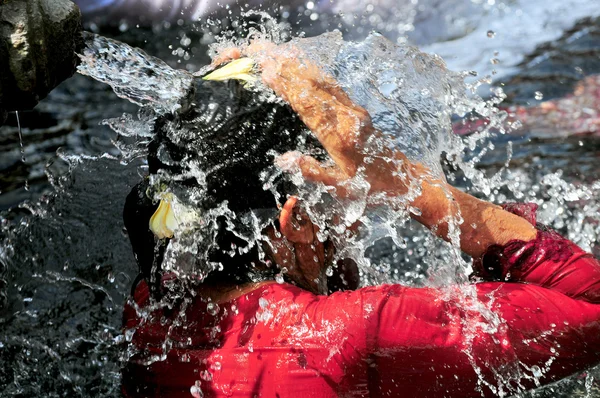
{"left": 122, "top": 210, "right": 600, "bottom": 397}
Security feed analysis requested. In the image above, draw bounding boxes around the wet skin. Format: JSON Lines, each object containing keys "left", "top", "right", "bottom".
{"left": 200, "top": 41, "right": 537, "bottom": 302}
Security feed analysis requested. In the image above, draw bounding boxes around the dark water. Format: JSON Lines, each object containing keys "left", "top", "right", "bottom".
{"left": 0, "top": 20, "right": 600, "bottom": 397}
{"left": 501, "top": 16, "right": 600, "bottom": 104}
{"left": 0, "top": 159, "right": 141, "bottom": 396}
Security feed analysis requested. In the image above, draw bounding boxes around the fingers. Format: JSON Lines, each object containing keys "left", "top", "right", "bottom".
{"left": 276, "top": 151, "right": 349, "bottom": 186}
{"left": 279, "top": 196, "right": 315, "bottom": 244}
{"left": 244, "top": 40, "right": 280, "bottom": 59}
{"left": 210, "top": 48, "right": 242, "bottom": 68}
{"left": 211, "top": 40, "right": 278, "bottom": 68}
{"left": 297, "top": 156, "right": 349, "bottom": 189}
{"left": 211, "top": 41, "right": 378, "bottom": 180}
{"left": 259, "top": 58, "right": 373, "bottom": 176}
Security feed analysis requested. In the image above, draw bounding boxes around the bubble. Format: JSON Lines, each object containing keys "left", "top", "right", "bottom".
{"left": 487, "top": 30, "right": 495, "bottom": 38}
{"left": 534, "top": 91, "right": 544, "bottom": 100}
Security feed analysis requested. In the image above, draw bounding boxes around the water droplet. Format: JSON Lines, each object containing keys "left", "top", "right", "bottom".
{"left": 409, "top": 206, "right": 422, "bottom": 216}
{"left": 206, "top": 302, "right": 219, "bottom": 316}
{"left": 190, "top": 381, "right": 203, "bottom": 398}
{"left": 325, "top": 266, "right": 334, "bottom": 277}
{"left": 534, "top": 91, "right": 544, "bottom": 100}
{"left": 259, "top": 297, "right": 268, "bottom": 309}
{"left": 487, "top": 30, "right": 495, "bottom": 38}
{"left": 200, "top": 370, "right": 212, "bottom": 381}
{"left": 275, "top": 273, "right": 285, "bottom": 284}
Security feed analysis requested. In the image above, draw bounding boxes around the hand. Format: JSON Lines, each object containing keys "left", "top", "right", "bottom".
{"left": 212, "top": 41, "right": 423, "bottom": 199}
{"left": 211, "top": 41, "right": 537, "bottom": 258}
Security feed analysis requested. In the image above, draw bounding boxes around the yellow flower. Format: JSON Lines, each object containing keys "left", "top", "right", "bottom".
{"left": 202, "top": 58, "right": 256, "bottom": 83}
{"left": 149, "top": 194, "right": 178, "bottom": 239}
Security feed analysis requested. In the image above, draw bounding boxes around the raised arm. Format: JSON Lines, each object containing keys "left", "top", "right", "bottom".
{"left": 213, "top": 42, "right": 536, "bottom": 258}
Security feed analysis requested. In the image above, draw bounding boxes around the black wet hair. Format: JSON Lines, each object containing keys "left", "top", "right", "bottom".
{"left": 124, "top": 78, "right": 322, "bottom": 293}
{"left": 149, "top": 79, "right": 315, "bottom": 212}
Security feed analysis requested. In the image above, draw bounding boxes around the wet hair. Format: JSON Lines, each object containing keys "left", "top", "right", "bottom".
{"left": 149, "top": 79, "right": 315, "bottom": 212}
{"left": 124, "top": 78, "right": 321, "bottom": 292}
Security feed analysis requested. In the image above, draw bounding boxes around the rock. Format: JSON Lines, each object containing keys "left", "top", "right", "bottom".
{"left": 0, "top": 0, "right": 83, "bottom": 113}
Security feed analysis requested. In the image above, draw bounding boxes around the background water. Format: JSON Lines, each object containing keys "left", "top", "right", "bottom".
{"left": 0, "top": 4, "right": 600, "bottom": 398}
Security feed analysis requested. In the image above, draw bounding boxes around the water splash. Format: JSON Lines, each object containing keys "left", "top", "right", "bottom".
{"left": 76, "top": 25, "right": 511, "bottom": 288}
{"left": 0, "top": 158, "right": 140, "bottom": 396}
{"left": 77, "top": 32, "right": 195, "bottom": 114}
{"left": 0, "top": 12, "right": 599, "bottom": 398}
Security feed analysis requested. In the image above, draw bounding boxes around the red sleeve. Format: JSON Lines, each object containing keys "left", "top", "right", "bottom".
{"left": 353, "top": 204, "right": 600, "bottom": 397}
{"left": 360, "top": 282, "right": 600, "bottom": 397}
{"left": 473, "top": 203, "right": 600, "bottom": 303}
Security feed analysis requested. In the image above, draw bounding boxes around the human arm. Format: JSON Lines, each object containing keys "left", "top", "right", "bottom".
{"left": 214, "top": 42, "right": 536, "bottom": 258}
{"left": 352, "top": 281, "right": 600, "bottom": 397}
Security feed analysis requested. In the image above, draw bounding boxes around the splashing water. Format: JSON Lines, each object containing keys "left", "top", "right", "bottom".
{"left": 77, "top": 32, "right": 195, "bottom": 114}
{"left": 77, "top": 28, "right": 483, "bottom": 285}
{"left": 0, "top": 12, "right": 599, "bottom": 397}
{"left": 71, "top": 23, "right": 600, "bottom": 396}
{"left": 0, "top": 159, "right": 141, "bottom": 396}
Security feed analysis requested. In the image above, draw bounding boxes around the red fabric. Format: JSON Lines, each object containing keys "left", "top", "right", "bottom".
{"left": 122, "top": 206, "right": 600, "bottom": 397}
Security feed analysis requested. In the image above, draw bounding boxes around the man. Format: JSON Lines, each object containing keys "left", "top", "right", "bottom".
{"left": 122, "top": 41, "right": 600, "bottom": 397}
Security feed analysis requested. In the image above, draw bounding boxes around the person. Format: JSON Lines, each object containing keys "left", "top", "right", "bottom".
{"left": 121, "top": 41, "right": 600, "bottom": 397}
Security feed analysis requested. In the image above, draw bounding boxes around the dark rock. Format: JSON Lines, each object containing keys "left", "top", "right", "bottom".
{"left": 0, "top": 0, "right": 83, "bottom": 113}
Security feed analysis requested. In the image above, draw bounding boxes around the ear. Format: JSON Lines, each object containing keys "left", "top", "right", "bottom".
{"left": 279, "top": 196, "right": 314, "bottom": 244}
